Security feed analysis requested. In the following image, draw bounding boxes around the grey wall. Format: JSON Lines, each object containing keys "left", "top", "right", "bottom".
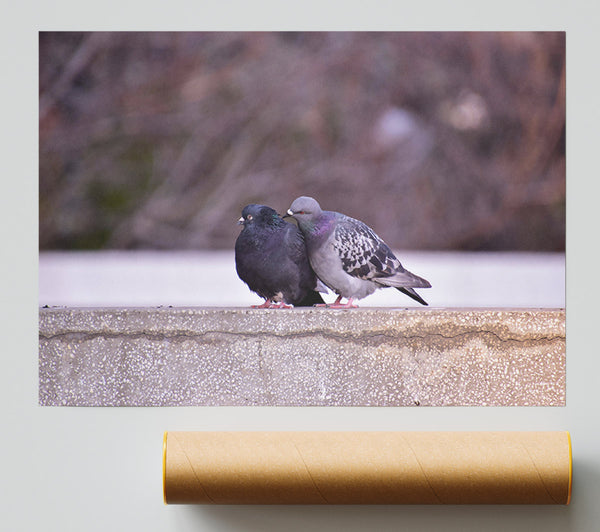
{"left": 4, "top": 2, "right": 600, "bottom": 532}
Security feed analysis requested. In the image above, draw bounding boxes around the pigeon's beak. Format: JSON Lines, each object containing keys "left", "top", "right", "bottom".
{"left": 237, "top": 217, "right": 245, "bottom": 225}
{"left": 283, "top": 209, "right": 294, "bottom": 219}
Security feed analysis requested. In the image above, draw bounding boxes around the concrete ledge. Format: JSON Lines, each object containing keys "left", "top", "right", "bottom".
{"left": 39, "top": 307, "right": 565, "bottom": 406}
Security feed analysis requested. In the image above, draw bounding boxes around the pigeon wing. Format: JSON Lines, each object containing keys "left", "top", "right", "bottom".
{"left": 332, "top": 217, "right": 427, "bottom": 288}
{"left": 332, "top": 218, "right": 400, "bottom": 278}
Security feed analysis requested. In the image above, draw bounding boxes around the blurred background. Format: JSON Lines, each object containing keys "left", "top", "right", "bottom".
{"left": 39, "top": 31, "right": 565, "bottom": 307}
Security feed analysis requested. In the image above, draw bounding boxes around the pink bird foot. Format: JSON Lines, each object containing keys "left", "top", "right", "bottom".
{"left": 252, "top": 299, "right": 293, "bottom": 309}
{"left": 252, "top": 299, "right": 273, "bottom": 308}
{"left": 316, "top": 295, "right": 358, "bottom": 309}
{"left": 269, "top": 301, "right": 293, "bottom": 309}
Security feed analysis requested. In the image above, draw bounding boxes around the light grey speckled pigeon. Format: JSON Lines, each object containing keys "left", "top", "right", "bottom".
{"left": 285, "top": 196, "right": 431, "bottom": 308}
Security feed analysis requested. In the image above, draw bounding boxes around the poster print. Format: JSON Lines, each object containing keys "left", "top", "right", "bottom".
{"left": 39, "top": 32, "right": 565, "bottom": 406}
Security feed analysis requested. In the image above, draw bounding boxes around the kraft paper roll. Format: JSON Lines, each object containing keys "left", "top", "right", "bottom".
{"left": 163, "top": 431, "right": 572, "bottom": 505}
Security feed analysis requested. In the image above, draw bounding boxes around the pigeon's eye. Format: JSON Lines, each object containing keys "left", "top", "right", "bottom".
{"left": 247, "top": 214, "right": 253, "bottom": 220}
{"left": 298, "top": 211, "right": 305, "bottom": 215}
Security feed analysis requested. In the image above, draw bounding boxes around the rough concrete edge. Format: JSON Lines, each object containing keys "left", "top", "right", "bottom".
{"left": 39, "top": 307, "right": 566, "bottom": 340}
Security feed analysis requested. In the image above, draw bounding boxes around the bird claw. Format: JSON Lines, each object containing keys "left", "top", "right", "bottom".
{"left": 251, "top": 300, "right": 273, "bottom": 309}
{"left": 270, "top": 302, "right": 293, "bottom": 309}
{"left": 251, "top": 300, "right": 293, "bottom": 309}
{"left": 316, "top": 297, "right": 358, "bottom": 309}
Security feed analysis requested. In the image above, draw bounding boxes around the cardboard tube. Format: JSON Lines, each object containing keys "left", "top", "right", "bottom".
{"left": 163, "top": 431, "right": 572, "bottom": 505}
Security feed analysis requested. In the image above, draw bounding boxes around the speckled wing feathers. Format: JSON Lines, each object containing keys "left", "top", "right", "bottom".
{"left": 332, "top": 216, "right": 429, "bottom": 288}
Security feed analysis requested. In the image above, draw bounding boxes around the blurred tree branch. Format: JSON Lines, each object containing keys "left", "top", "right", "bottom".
{"left": 40, "top": 32, "right": 111, "bottom": 123}
{"left": 39, "top": 32, "right": 565, "bottom": 252}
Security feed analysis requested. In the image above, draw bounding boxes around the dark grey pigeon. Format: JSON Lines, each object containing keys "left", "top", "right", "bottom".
{"left": 285, "top": 196, "right": 431, "bottom": 308}
{"left": 235, "top": 204, "right": 326, "bottom": 308}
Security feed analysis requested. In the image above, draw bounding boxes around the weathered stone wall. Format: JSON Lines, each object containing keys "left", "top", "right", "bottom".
{"left": 39, "top": 307, "right": 565, "bottom": 406}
